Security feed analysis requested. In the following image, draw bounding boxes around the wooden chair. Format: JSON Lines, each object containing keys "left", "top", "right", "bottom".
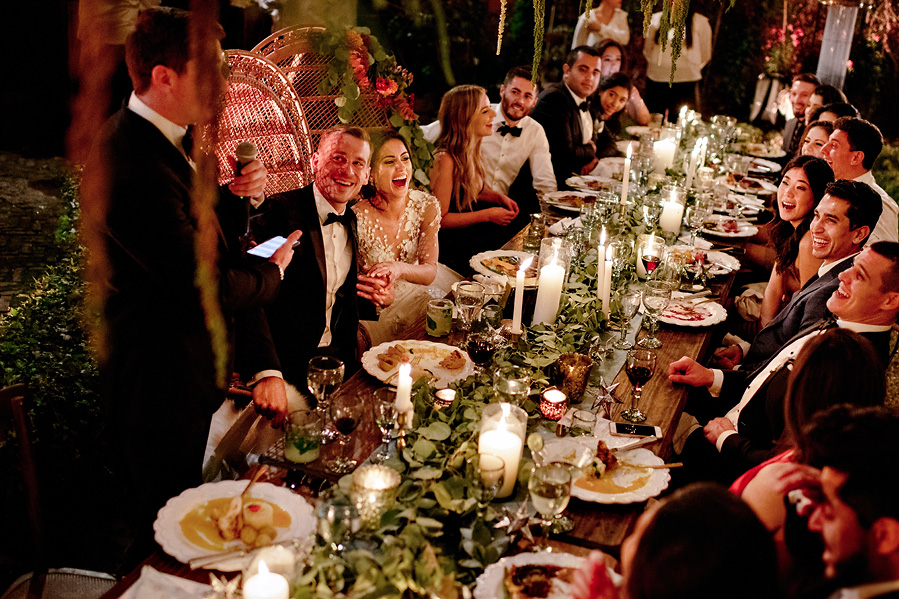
{"left": 0, "top": 385, "right": 116, "bottom": 599}
{"left": 251, "top": 26, "right": 391, "bottom": 151}
{"left": 212, "top": 49, "right": 315, "bottom": 197}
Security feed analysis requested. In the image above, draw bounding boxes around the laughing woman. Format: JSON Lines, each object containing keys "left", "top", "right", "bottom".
{"left": 354, "top": 131, "right": 443, "bottom": 344}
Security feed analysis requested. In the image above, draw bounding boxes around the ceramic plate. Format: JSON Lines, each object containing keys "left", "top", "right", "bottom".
{"left": 543, "top": 190, "right": 594, "bottom": 213}
{"left": 717, "top": 174, "right": 778, "bottom": 194}
{"left": 570, "top": 447, "right": 670, "bottom": 504}
{"left": 565, "top": 175, "right": 609, "bottom": 192}
{"left": 153, "top": 481, "right": 315, "bottom": 571}
{"left": 702, "top": 215, "right": 759, "bottom": 238}
{"left": 470, "top": 250, "right": 538, "bottom": 285}
{"left": 361, "top": 339, "right": 475, "bottom": 388}
{"left": 748, "top": 156, "right": 782, "bottom": 174}
{"left": 474, "top": 552, "right": 588, "bottom": 599}
{"left": 668, "top": 245, "right": 740, "bottom": 276}
{"left": 732, "top": 142, "right": 787, "bottom": 159}
{"left": 658, "top": 298, "right": 728, "bottom": 327}
{"left": 625, "top": 125, "right": 652, "bottom": 137}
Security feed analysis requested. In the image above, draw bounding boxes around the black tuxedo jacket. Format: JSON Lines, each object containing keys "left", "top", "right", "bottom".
{"left": 742, "top": 258, "right": 854, "bottom": 370}
{"left": 717, "top": 319, "right": 890, "bottom": 472}
{"left": 531, "top": 82, "right": 598, "bottom": 187}
{"left": 243, "top": 185, "right": 377, "bottom": 386}
{"left": 92, "top": 107, "right": 281, "bottom": 519}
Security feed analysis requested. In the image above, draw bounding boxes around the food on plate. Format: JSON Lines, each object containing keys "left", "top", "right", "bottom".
{"left": 725, "top": 174, "right": 764, "bottom": 191}
{"left": 180, "top": 496, "right": 291, "bottom": 552}
{"left": 595, "top": 440, "right": 617, "bottom": 471}
{"left": 706, "top": 219, "right": 740, "bottom": 233}
{"left": 663, "top": 302, "right": 713, "bottom": 323}
{"left": 377, "top": 344, "right": 411, "bottom": 371}
{"left": 482, "top": 255, "right": 526, "bottom": 278}
{"left": 668, "top": 247, "right": 707, "bottom": 265}
{"left": 549, "top": 194, "right": 587, "bottom": 208}
{"left": 438, "top": 349, "right": 466, "bottom": 371}
{"left": 503, "top": 564, "right": 576, "bottom": 599}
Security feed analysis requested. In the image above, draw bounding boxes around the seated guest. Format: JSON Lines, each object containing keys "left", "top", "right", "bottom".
{"left": 781, "top": 73, "right": 821, "bottom": 156}
{"left": 246, "top": 126, "right": 393, "bottom": 419}
{"left": 668, "top": 242, "right": 899, "bottom": 483}
{"left": 823, "top": 116, "right": 898, "bottom": 244}
{"left": 812, "top": 101, "right": 859, "bottom": 123}
{"left": 531, "top": 45, "right": 605, "bottom": 186}
{"left": 805, "top": 84, "right": 847, "bottom": 123}
{"left": 571, "top": 0, "right": 630, "bottom": 48}
{"left": 353, "top": 131, "right": 441, "bottom": 345}
{"left": 715, "top": 179, "right": 877, "bottom": 372}
{"left": 799, "top": 120, "right": 833, "bottom": 159}
{"left": 594, "top": 38, "right": 650, "bottom": 126}
{"left": 591, "top": 72, "right": 632, "bottom": 159}
{"left": 572, "top": 483, "right": 779, "bottom": 599}
{"left": 430, "top": 84, "right": 520, "bottom": 274}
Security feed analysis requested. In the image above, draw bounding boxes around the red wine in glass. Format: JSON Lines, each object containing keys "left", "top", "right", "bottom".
{"left": 626, "top": 364, "right": 654, "bottom": 387}
{"left": 334, "top": 417, "right": 358, "bottom": 435}
{"left": 466, "top": 334, "right": 496, "bottom": 366}
{"left": 641, "top": 254, "right": 660, "bottom": 275}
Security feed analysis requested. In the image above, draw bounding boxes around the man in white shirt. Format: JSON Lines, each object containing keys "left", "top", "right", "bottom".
{"left": 822, "top": 117, "right": 898, "bottom": 244}
{"left": 667, "top": 242, "right": 899, "bottom": 482}
{"left": 780, "top": 73, "right": 820, "bottom": 155}
{"left": 781, "top": 404, "right": 899, "bottom": 599}
{"left": 246, "top": 126, "right": 393, "bottom": 421}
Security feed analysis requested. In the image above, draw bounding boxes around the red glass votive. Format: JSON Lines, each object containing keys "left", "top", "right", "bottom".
{"left": 540, "top": 388, "right": 568, "bottom": 420}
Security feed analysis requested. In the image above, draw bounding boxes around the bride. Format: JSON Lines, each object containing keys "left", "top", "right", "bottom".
{"left": 353, "top": 131, "right": 447, "bottom": 345}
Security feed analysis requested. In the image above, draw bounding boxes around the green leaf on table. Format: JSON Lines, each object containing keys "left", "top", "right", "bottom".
{"left": 411, "top": 465, "right": 444, "bottom": 479}
{"left": 417, "top": 421, "right": 451, "bottom": 441}
{"left": 412, "top": 438, "right": 437, "bottom": 459}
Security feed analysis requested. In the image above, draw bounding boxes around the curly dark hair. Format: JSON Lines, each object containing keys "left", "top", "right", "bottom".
{"left": 766, "top": 155, "right": 834, "bottom": 276}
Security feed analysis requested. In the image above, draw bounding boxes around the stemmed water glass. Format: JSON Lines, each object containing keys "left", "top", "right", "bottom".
{"left": 613, "top": 287, "right": 643, "bottom": 350}
{"left": 642, "top": 195, "right": 663, "bottom": 232}
{"left": 308, "top": 355, "right": 344, "bottom": 442}
{"left": 687, "top": 195, "right": 714, "bottom": 246}
{"left": 316, "top": 488, "right": 358, "bottom": 554}
{"left": 467, "top": 454, "right": 505, "bottom": 515}
{"left": 622, "top": 349, "right": 657, "bottom": 423}
{"left": 607, "top": 239, "right": 631, "bottom": 285}
{"left": 327, "top": 392, "right": 364, "bottom": 474}
{"left": 639, "top": 280, "right": 672, "bottom": 349}
{"left": 372, "top": 388, "right": 397, "bottom": 464}
{"left": 528, "top": 464, "right": 571, "bottom": 552}
{"left": 455, "top": 282, "right": 485, "bottom": 339}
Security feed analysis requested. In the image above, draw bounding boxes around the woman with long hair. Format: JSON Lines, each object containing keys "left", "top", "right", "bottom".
{"left": 594, "top": 39, "right": 650, "bottom": 126}
{"left": 798, "top": 120, "right": 834, "bottom": 159}
{"left": 592, "top": 72, "right": 632, "bottom": 158}
{"left": 430, "top": 84, "right": 519, "bottom": 274}
{"left": 572, "top": 0, "right": 630, "bottom": 48}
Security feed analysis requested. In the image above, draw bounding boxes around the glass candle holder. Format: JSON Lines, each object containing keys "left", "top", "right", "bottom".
{"left": 352, "top": 464, "right": 401, "bottom": 529}
{"left": 540, "top": 388, "right": 568, "bottom": 421}
{"left": 636, "top": 233, "right": 667, "bottom": 279}
{"left": 478, "top": 402, "right": 526, "bottom": 499}
{"left": 434, "top": 388, "right": 456, "bottom": 410}
{"left": 659, "top": 184, "right": 687, "bottom": 236}
{"left": 556, "top": 353, "right": 594, "bottom": 401}
{"left": 532, "top": 238, "right": 573, "bottom": 326}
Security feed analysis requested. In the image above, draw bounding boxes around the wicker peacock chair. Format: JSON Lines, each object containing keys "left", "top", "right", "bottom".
{"left": 212, "top": 49, "right": 314, "bottom": 196}
{"left": 251, "top": 26, "right": 391, "bottom": 151}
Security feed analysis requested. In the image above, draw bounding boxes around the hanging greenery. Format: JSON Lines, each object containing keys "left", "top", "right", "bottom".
{"left": 532, "top": 0, "right": 546, "bottom": 84}
{"left": 496, "top": 0, "right": 508, "bottom": 54}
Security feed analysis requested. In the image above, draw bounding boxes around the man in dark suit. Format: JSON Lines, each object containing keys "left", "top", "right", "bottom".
{"left": 715, "top": 180, "right": 882, "bottom": 372}
{"left": 668, "top": 242, "right": 899, "bottom": 482}
{"left": 530, "top": 45, "right": 604, "bottom": 187}
{"left": 244, "top": 126, "right": 392, "bottom": 420}
{"left": 83, "top": 8, "right": 299, "bottom": 525}
{"left": 781, "top": 72, "right": 819, "bottom": 155}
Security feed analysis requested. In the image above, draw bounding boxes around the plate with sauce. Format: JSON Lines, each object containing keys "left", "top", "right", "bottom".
{"left": 571, "top": 447, "right": 671, "bottom": 504}
{"left": 153, "top": 480, "right": 315, "bottom": 570}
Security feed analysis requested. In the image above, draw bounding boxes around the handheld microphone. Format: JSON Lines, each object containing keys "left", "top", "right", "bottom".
{"left": 235, "top": 141, "right": 257, "bottom": 201}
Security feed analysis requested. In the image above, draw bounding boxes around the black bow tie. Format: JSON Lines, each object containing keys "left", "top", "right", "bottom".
{"left": 578, "top": 101, "right": 590, "bottom": 113}
{"left": 497, "top": 123, "right": 522, "bottom": 137}
{"left": 323, "top": 211, "right": 353, "bottom": 227}
{"left": 181, "top": 126, "right": 194, "bottom": 157}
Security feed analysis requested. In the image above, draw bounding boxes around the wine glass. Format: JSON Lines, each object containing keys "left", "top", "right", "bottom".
{"left": 372, "top": 388, "right": 397, "bottom": 464}
{"left": 316, "top": 488, "right": 358, "bottom": 554}
{"left": 639, "top": 280, "right": 672, "bottom": 349}
{"left": 467, "top": 454, "right": 505, "bottom": 514}
{"left": 307, "top": 355, "right": 344, "bottom": 442}
{"left": 687, "top": 195, "right": 714, "bottom": 246}
{"left": 327, "top": 392, "right": 365, "bottom": 474}
{"left": 528, "top": 464, "right": 571, "bottom": 552}
{"left": 455, "top": 282, "right": 485, "bottom": 339}
{"left": 642, "top": 195, "right": 663, "bottom": 232}
{"left": 466, "top": 329, "right": 497, "bottom": 372}
{"left": 493, "top": 365, "right": 531, "bottom": 406}
{"left": 613, "top": 287, "right": 642, "bottom": 350}
{"left": 622, "top": 349, "right": 657, "bottom": 423}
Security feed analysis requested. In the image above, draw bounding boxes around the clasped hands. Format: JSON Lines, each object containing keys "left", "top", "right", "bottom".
{"left": 667, "top": 357, "right": 734, "bottom": 445}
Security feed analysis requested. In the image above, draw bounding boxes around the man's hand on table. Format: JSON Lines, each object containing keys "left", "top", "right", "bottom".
{"left": 252, "top": 376, "right": 288, "bottom": 427}
{"left": 667, "top": 356, "right": 714, "bottom": 387}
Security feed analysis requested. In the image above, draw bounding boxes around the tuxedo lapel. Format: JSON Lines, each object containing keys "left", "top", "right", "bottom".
{"left": 299, "top": 190, "right": 328, "bottom": 288}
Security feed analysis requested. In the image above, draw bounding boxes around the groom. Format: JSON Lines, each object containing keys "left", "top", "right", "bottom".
{"left": 244, "top": 125, "right": 393, "bottom": 420}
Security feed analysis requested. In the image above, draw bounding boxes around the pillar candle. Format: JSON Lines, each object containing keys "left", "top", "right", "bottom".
{"left": 395, "top": 362, "right": 413, "bottom": 416}
{"left": 531, "top": 258, "right": 565, "bottom": 326}
{"left": 479, "top": 428, "right": 522, "bottom": 498}
{"left": 685, "top": 143, "right": 700, "bottom": 189}
{"left": 620, "top": 144, "right": 632, "bottom": 205}
{"left": 659, "top": 199, "right": 685, "bottom": 234}
{"left": 653, "top": 139, "right": 676, "bottom": 173}
{"left": 511, "top": 257, "right": 533, "bottom": 335}
{"left": 244, "top": 561, "right": 289, "bottom": 599}
{"left": 601, "top": 259, "right": 613, "bottom": 319}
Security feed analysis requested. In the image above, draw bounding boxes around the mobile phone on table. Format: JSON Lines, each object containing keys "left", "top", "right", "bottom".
{"left": 246, "top": 236, "right": 300, "bottom": 258}
{"left": 610, "top": 422, "right": 662, "bottom": 438}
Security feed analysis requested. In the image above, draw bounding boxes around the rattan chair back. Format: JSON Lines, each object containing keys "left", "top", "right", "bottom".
{"left": 213, "top": 50, "right": 314, "bottom": 196}
{"left": 252, "top": 26, "right": 390, "bottom": 150}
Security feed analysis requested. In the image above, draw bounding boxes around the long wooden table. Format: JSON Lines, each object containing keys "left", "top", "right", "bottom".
{"left": 100, "top": 217, "right": 744, "bottom": 597}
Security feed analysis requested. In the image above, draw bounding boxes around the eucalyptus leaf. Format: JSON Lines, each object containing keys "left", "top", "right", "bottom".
{"left": 411, "top": 465, "right": 444, "bottom": 480}
{"left": 417, "top": 421, "right": 451, "bottom": 441}
{"left": 412, "top": 438, "right": 437, "bottom": 459}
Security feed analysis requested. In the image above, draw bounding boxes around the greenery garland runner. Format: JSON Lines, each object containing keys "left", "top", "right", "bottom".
{"left": 496, "top": 0, "right": 508, "bottom": 55}
{"left": 293, "top": 255, "right": 607, "bottom": 597}
{"left": 532, "top": 0, "right": 546, "bottom": 85}
{"left": 311, "top": 26, "right": 434, "bottom": 187}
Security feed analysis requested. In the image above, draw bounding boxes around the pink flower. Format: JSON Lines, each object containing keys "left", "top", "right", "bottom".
{"left": 376, "top": 78, "right": 399, "bottom": 97}
{"left": 846, "top": 59, "right": 854, "bottom": 70}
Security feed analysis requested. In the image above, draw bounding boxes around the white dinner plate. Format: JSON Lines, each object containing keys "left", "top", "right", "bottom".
{"left": 543, "top": 190, "right": 594, "bottom": 213}
{"left": 668, "top": 245, "right": 741, "bottom": 276}
{"left": 716, "top": 174, "right": 778, "bottom": 194}
{"left": 565, "top": 174, "right": 609, "bottom": 192}
{"left": 361, "top": 339, "right": 475, "bottom": 388}
{"left": 748, "top": 156, "right": 782, "bottom": 174}
{"left": 658, "top": 297, "right": 728, "bottom": 327}
{"left": 569, "top": 447, "right": 670, "bottom": 504}
{"left": 474, "top": 552, "right": 591, "bottom": 599}
{"left": 470, "top": 250, "right": 538, "bottom": 285}
{"left": 701, "top": 215, "right": 759, "bottom": 238}
{"left": 625, "top": 125, "right": 652, "bottom": 137}
{"left": 731, "top": 142, "right": 787, "bottom": 159}
{"left": 153, "top": 481, "right": 315, "bottom": 571}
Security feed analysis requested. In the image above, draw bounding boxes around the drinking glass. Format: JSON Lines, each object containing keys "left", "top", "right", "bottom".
{"left": 569, "top": 409, "right": 597, "bottom": 437}
{"left": 642, "top": 195, "right": 663, "bottom": 232}
{"left": 466, "top": 329, "right": 497, "bottom": 371}
{"left": 467, "top": 453, "right": 505, "bottom": 512}
{"left": 639, "top": 280, "right": 672, "bottom": 349}
{"left": 493, "top": 365, "right": 531, "bottom": 406}
{"left": 622, "top": 349, "right": 657, "bottom": 423}
{"left": 455, "top": 282, "right": 485, "bottom": 338}
{"left": 607, "top": 239, "right": 631, "bottom": 282}
{"left": 636, "top": 234, "right": 666, "bottom": 280}
{"left": 478, "top": 303, "right": 504, "bottom": 335}
{"left": 372, "top": 388, "right": 396, "bottom": 464}
{"left": 687, "top": 195, "right": 714, "bottom": 246}
{"left": 316, "top": 488, "right": 358, "bottom": 553}
{"left": 528, "top": 464, "right": 572, "bottom": 552}
{"left": 594, "top": 192, "right": 618, "bottom": 229}
{"left": 307, "top": 355, "right": 344, "bottom": 442}
{"left": 613, "top": 287, "right": 642, "bottom": 350}
{"left": 284, "top": 409, "right": 324, "bottom": 464}
{"left": 327, "top": 393, "right": 365, "bottom": 474}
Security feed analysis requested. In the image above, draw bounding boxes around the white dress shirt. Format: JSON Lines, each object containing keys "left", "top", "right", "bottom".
{"left": 828, "top": 580, "right": 899, "bottom": 599}
{"left": 565, "top": 84, "right": 593, "bottom": 145}
{"left": 481, "top": 104, "right": 557, "bottom": 195}
{"left": 643, "top": 13, "right": 713, "bottom": 83}
{"left": 856, "top": 170, "right": 899, "bottom": 245}
{"left": 571, "top": 8, "right": 630, "bottom": 48}
{"left": 711, "top": 319, "right": 891, "bottom": 451}
{"left": 313, "top": 185, "right": 353, "bottom": 347}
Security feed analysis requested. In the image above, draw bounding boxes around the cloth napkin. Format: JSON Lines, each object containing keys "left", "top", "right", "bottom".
{"left": 548, "top": 216, "right": 582, "bottom": 236}
{"left": 125, "top": 566, "right": 212, "bottom": 599}
{"left": 676, "top": 234, "right": 713, "bottom": 249}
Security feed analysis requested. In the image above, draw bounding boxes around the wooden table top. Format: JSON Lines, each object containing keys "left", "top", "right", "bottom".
{"left": 101, "top": 212, "right": 745, "bottom": 597}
